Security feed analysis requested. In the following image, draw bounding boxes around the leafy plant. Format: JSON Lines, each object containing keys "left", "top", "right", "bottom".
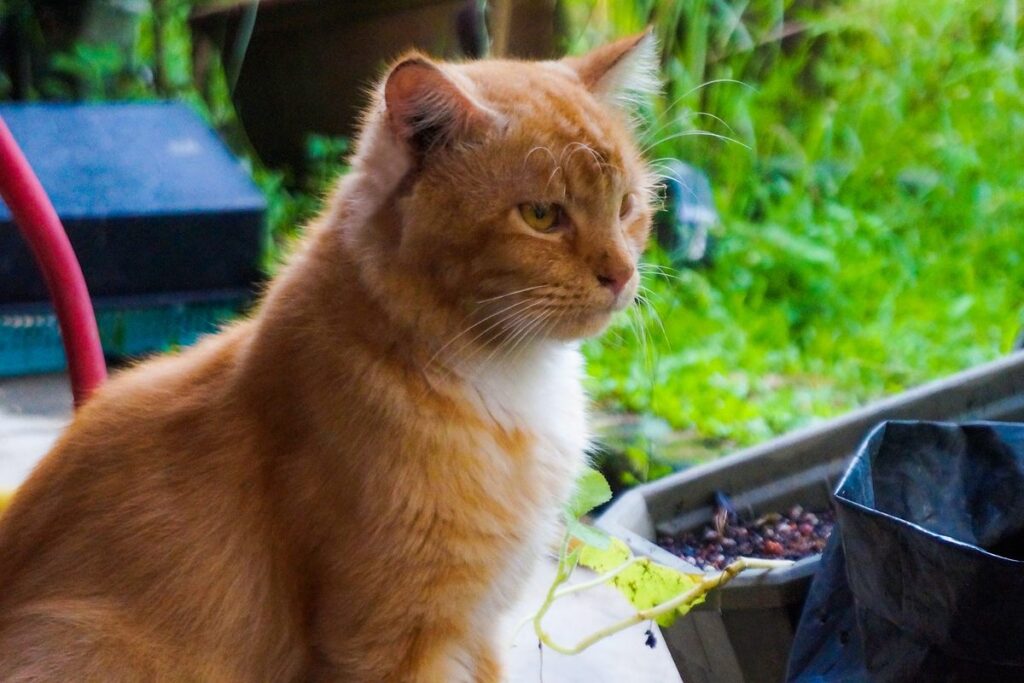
{"left": 42, "top": 42, "right": 148, "bottom": 99}
{"left": 524, "top": 467, "right": 790, "bottom": 654}
{"left": 570, "top": 0, "right": 1024, "bottom": 475}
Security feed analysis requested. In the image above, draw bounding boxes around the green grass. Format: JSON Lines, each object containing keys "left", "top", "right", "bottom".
{"left": 5, "top": 1, "right": 1022, "bottom": 481}
{"left": 573, "top": 0, "right": 1024, "bottom": 470}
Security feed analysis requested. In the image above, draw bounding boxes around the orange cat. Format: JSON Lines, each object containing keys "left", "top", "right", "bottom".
{"left": 0, "top": 32, "right": 656, "bottom": 682}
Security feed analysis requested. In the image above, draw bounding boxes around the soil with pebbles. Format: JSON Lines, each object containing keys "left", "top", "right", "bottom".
{"left": 657, "top": 505, "right": 836, "bottom": 571}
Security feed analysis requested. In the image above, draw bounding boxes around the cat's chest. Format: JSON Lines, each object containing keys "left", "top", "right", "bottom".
{"left": 462, "top": 343, "right": 589, "bottom": 504}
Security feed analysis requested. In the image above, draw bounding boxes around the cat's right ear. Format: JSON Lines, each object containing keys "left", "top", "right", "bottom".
{"left": 563, "top": 29, "right": 660, "bottom": 108}
{"left": 384, "top": 56, "right": 492, "bottom": 155}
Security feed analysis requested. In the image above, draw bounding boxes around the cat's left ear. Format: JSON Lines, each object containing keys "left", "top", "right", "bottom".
{"left": 384, "top": 54, "right": 495, "bottom": 155}
{"left": 563, "top": 29, "right": 661, "bottom": 107}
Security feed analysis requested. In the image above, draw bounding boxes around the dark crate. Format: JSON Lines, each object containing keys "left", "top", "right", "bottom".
{"left": 0, "top": 102, "right": 266, "bottom": 304}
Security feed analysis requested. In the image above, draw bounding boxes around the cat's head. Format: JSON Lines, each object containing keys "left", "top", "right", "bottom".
{"left": 343, "top": 32, "right": 659, "bottom": 356}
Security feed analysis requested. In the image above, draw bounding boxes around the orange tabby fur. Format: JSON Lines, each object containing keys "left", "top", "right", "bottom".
{"left": 0, "top": 33, "right": 656, "bottom": 682}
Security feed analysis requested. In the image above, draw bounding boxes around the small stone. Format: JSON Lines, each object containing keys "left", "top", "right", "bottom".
{"left": 658, "top": 506, "right": 835, "bottom": 571}
{"left": 756, "top": 512, "right": 782, "bottom": 526}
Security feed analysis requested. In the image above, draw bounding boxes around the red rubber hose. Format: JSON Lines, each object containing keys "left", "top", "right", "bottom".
{"left": 0, "top": 115, "right": 106, "bottom": 407}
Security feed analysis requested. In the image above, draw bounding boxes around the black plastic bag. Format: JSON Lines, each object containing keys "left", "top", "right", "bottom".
{"left": 788, "top": 421, "right": 1024, "bottom": 682}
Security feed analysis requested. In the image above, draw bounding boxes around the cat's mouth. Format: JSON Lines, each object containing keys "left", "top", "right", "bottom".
{"left": 547, "top": 304, "right": 622, "bottom": 340}
{"left": 608, "top": 282, "right": 638, "bottom": 313}
{"left": 610, "top": 293, "right": 634, "bottom": 313}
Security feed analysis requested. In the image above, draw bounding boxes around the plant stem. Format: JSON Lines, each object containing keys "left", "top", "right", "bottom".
{"left": 552, "top": 556, "right": 643, "bottom": 599}
{"left": 534, "top": 556, "right": 791, "bottom": 655}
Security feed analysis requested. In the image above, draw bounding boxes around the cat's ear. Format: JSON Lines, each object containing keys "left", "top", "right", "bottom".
{"left": 563, "top": 29, "right": 660, "bottom": 107}
{"left": 384, "top": 55, "right": 493, "bottom": 154}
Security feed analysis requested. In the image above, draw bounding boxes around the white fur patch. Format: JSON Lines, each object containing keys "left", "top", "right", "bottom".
{"left": 469, "top": 341, "right": 588, "bottom": 465}
{"left": 462, "top": 342, "right": 590, "bottom": 620}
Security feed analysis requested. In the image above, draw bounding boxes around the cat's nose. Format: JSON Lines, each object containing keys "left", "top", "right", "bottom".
{"left": 597, "top": 265, "right": 634, "bottom": 297}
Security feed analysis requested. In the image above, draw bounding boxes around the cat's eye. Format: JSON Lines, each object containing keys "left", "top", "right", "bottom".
{"left": 519, "top": 203, "right": 564, "bottom": 233}
{"left": 619, "top": 193, "right": 635, "bottom": 219}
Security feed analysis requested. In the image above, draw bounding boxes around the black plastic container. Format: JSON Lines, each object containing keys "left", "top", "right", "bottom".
{"left": 598, "top": 351, "right": 1024, "bottom": 683}
{"left": 791, "top": 420, "right": 1024, "bottom": 682}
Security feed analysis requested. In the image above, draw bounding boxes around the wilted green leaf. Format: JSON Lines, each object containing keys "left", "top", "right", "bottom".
{"left": 565, "top": 518, "right": 612, "bottom": 550}
{"left": 579, "top": 538, "right": 705, "bottom": 627}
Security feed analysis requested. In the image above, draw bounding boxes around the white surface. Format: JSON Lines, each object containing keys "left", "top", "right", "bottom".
{"left": 0, "top": 373, "right": 682, "bottom": 682}
{"left": 0, "top": 373, "right": 71, "bottom": 489}
{"left": 506, "top": 561, "right": 683, "bottom": 682}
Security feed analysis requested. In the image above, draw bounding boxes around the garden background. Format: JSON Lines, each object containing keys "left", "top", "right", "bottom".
{"left": 2, "top": 0, "right": 1021, "bottom": 487}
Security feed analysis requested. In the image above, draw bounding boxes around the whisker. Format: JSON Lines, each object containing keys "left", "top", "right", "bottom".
{"left": 643, "top": 110, "right": 739, "bottom": 151}
{"left": 479, "top": 307, "right": 549, "bottom": 368}
{"left": 624, "top": 302, "right": 648, "bottom": 372}
{"left": 643, "top": 165, "right": 705, "bottom": 206}
{"left": 635, "top": 287, "right": 670, "bottom": 348}
{"left": 638, "top": 263, "right": 686, "bottom": 283}
{"left": 692, "top": 111, "right": 738, "bottom": 135}
{"left": 446, "top": 299, "right": 546, "bottom": 369}
{"left": 510, "top": 311, "right": 558, "bottom": 366}
{"left": 487, "top": 309, "right": 552, "bottom": 366}
{"left": 476, "top": 284, "right": 550, "bottom": 305}
{"left": 428, "top": 298, "right": 538, "bottom": 367}
{"left": 660, "top": 78, "right": 755, "bottom": 117}
{"left": 643, "top": 129, "right": 751, "bottom": 154}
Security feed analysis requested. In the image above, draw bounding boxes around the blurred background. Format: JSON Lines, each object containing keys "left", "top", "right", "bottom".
{"left": 1, "top": 0, "right": 1022, "bottom": 489}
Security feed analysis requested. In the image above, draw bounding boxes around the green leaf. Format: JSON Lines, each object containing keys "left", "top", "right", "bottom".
{"left": 579, "top": 538, "right": 705, "bottom": 627}
{"left": 565, "top": 518, "right": 612, "bottom": 550}
{"left": 566, "top": 467, "right": 613, "bottom": 519}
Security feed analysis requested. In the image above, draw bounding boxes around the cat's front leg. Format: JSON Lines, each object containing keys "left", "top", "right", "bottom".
{"left": 471, "top": 644, "right": 504, "bottom": 683}
{"left": 415, "top": 635, "right": 503, "bottom": 683}
{"left": 461, "top": 632, "right": 505, "bottom": 683}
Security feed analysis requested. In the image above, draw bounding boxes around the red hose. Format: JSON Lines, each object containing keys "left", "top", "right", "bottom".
{"left": 0, "top": 115, "right": 106, "bottom": 406}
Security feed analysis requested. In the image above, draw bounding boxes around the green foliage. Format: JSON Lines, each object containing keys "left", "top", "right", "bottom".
{"left": 570, "top": 0, "right": 1024, "bottom": 469}
{"left": 256, "top": 134, "right": 352, "bottom": 270}
{"left": 6, "top": 0, "right": 1021, "bottom": 479}
{"left": 44, "top": 43, "right": 146, "bottom": 99}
